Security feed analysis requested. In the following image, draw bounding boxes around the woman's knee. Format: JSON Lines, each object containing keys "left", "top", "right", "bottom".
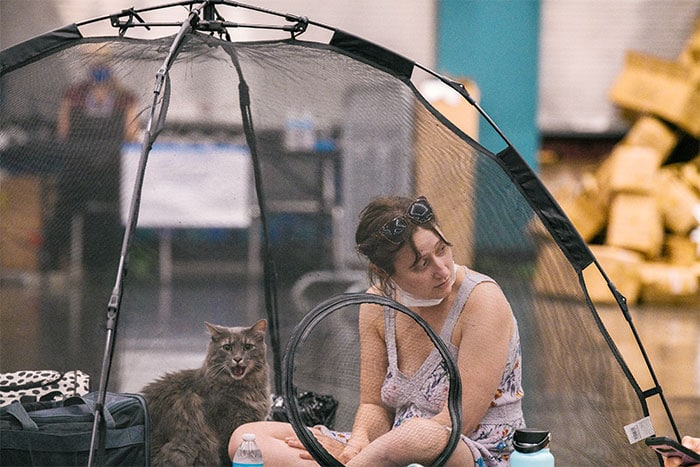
{"left": 230, "top": 421, "right": 295, "bottom": 447}
{"left": 233, "top": 420, "right": 267, "bottom": 435}
{"left": 229, "top": 421, "right": 271, "bottom": 459}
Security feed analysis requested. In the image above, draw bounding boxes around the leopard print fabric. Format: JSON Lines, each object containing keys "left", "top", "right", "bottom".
{"left": 0, "top": 370, "right": 90, "bottom": 406}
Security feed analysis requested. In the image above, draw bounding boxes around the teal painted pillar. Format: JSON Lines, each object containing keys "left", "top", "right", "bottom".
{"left": 437, "top": 0, "right": 540, "bottom": 170}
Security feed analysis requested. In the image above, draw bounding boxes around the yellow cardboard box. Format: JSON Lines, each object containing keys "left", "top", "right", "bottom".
{"left": 415, "top": 77, "right": 480, "bottom": 267}
{"left": 605, "top": 193, "right": 664, "bottom": 259}
{"left": 679, "top": 163, "right": 700, "bottom": 194}
{"left": 609, "top": 51, "right": 700, "bottom": 136}
{"left": 554, "top": 172, "right": 607, "bottom": 242}
{"left": 532, "top": 239, "right": 582, "bottom": 299}
{"left": 583, "top": 245, "right": 643, "bottom": 305}
{"left": 664, "top": 234, "right": 699, "bottom": 267}
{"left": 621, "top": 116, "right": 678, "bottom": 164}
{"left": 656, "top": 168, "right": 700, "bottom": 235}
{"left": 0, "top": 176, "right": 44, "bottom": 271}
{"left": 678, "top": 18, "right": 700, "bottom": 74}
{"left": 639, "top": 261, "right": 699, "bottom": 304}
{"left": 596, "top": 144, "right": 660, "bottom": 197}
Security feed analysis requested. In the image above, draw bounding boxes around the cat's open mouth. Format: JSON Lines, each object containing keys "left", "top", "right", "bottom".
{"left": 231, "top": 365, "right": 246, "bottom": 378}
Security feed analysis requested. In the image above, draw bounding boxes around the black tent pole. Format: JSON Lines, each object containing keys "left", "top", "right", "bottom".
{"left": 87, "top": 4, "right": 206, "bottom": 466}
{"left": 226, "top": 48, "right": 283, "bottom": 395}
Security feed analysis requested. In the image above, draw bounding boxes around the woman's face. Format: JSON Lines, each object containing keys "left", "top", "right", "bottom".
{"left": 391, "top": 226, "right": 455, "bottom": 301}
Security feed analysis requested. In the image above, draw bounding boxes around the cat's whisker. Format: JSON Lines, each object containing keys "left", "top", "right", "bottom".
{"left": 208, "top": 362, "right": 229, "bottom": 379}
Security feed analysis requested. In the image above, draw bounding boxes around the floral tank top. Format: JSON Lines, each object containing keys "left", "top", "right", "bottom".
{"left": 380, "top": 267, "right": 525, "bottom": 466}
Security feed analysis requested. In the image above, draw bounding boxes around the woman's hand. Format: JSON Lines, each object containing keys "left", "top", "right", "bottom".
{"left": 284, "top": 434, "right": 313, "bottom": 460}
{"left": 337, "top": 444, "right": 362, "bottom": 464}
{"left": 663, "top": 436, "right": 700, "bottom": 467}
{"left": 284, "top": 428, "right": 347, "bottom": 461}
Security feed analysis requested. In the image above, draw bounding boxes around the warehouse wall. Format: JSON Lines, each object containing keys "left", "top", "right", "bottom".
{"left": 539, "top": 0, "right": 700, "bottom": 136}
{"left": 437, "top": 0, "right": 540, "bottom": 168}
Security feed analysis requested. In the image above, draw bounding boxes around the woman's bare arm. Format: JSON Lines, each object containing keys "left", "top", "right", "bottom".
{"left": 340, "top": 301, "right": 393, "bottom": 461}
{"left": 432, "top": 281, "right": 514, "bottom": 433}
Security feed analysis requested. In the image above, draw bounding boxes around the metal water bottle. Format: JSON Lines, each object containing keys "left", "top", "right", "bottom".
{"left": 232, "top": 433, "right": 264, "bottom": 467}
{"left": 509, "top": 428, "right": 555, "bottom": 466}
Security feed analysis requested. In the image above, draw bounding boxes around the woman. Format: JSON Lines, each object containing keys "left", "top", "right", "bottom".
{"left": 230, "top": 195, "right": 525, "bottom": 466}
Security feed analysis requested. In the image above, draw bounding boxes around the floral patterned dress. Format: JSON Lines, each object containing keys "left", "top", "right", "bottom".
{"left": 381, "top": 267, "right": 525, "bottom": 466}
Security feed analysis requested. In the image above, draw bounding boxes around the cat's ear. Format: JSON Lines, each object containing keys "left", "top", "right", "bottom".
{"left": 251, "top": 319, "right": 267, "bottom": 334}
{"left": 205, "top": 321, "right": 226, "bottom": 339}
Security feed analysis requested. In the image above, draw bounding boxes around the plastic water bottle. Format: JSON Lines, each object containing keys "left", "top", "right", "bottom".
{"left": 510, "top": 428, "right": 554, "bottom": 466}
{"left": 232, "top": 433, "right": 264, "bottom": 467}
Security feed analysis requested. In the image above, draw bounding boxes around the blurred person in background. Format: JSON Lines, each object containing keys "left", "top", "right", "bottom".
{"left": 42, "top": 58, "right": 139, "bottom": 272}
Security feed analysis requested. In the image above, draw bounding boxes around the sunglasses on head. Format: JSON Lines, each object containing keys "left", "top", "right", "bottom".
{"left": 378, "top": 196, "right": 435, "bottom": 245}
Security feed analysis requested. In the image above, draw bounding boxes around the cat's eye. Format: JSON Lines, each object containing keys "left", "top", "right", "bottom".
{"left": 222, "top": 344, "right": 232, "bottom": 351}
{"left": 244, "top": 343, "right": 254, "bottom": 351}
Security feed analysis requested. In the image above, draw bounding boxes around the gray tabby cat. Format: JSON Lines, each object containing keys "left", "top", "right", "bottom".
{"left": 142, "top": 320, "right": 270, "bottom": 466}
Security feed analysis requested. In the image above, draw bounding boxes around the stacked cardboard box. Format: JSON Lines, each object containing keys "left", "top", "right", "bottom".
{"left": 556, "top": 19, "right": 700, "bottom": 305}
{"left": 0, "top": 175, "right": 45, "bottom": 272}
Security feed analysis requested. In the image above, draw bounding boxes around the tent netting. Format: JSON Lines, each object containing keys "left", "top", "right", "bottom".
{"left": 0, "top": 2, "right": 679, "bottom": 465}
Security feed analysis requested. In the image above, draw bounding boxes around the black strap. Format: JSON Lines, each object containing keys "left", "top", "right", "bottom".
{"left": 5, "top": 403, "right": 40, "bottom": 431}
{"left": 226, "top": 44, "right": 283, "bottom": 396}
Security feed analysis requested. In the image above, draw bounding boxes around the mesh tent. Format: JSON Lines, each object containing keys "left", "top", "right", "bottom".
{"left": 0, "top": 1, "right": 681, "bottom": 465}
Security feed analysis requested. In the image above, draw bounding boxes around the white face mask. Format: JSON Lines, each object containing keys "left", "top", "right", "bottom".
{"left": 395, "top": 264, "right": 458, "bottom": 308}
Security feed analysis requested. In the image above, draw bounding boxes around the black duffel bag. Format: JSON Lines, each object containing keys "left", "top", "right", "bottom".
{"left": 0, "top": 392, "right": 150, "bottom": 466}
